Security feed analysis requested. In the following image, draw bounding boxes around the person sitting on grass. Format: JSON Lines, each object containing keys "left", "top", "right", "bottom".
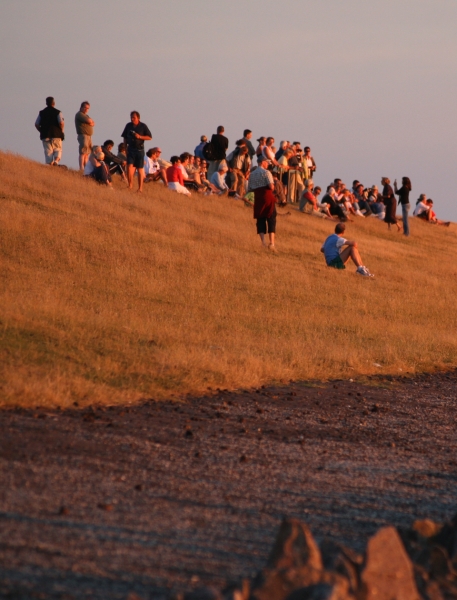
{"left": 414, "top": 199, "right": 450, "bottom": 226}
{"left": 166, "top": 156, "right": 191, "bottom": 196}
{"left": 210, "top": 163, "right": 230, "bottom": 195}
{"left": 144, "top": 147, "right": 167, "bottom": 185}
{"left": 102, "top": 140, "right": 127, "bottom": 182}
{"left": 321, "top": 223, "right": 374, "bottom": 277}
{"left": 83, "top": 146, "right": 112, "bottom": 187}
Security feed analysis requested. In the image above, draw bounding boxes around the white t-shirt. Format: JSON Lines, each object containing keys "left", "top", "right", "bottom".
{"left": 413, "top": 201, "right": 429, "bottom": 217}
{"left": 144, "top": 157, "right": 160, "bottom": 176}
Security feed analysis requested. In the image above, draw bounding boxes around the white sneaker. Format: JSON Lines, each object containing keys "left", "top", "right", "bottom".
{"left": 357, "top": 266, "right": 374, "bottom": 277}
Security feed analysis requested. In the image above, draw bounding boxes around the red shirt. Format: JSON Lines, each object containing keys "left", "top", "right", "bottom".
{"left": 166, "top": 164, "right": 184, "bottom": 185}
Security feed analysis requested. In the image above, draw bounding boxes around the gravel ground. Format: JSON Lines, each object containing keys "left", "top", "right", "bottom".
{"left": 1, "top": 371, "right": 457, "bottom": 599}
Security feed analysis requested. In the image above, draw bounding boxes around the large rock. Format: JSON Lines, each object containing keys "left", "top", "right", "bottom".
{"left": 251, "top": 519, "right": 323, "bottom": 600}
{"left": 320, "top": 540, "right": 361, "bottom": 595}
{"left": 359, "top": 526, "right": 420, "bottom": 600}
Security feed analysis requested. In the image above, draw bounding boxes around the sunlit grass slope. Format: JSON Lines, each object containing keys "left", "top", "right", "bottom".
{"left": 1, "top": 151, "right": 456, "bottom": 407}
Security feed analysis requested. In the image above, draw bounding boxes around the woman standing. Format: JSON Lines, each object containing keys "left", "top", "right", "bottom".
{"left": 394, "top": 177, "right": 412, "bottom": 236}
{"left": 382, "top": 177, "right": 401, "bottom": 232}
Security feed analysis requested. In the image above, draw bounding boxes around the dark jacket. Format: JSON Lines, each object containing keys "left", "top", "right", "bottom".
{"left": 210, "top": 133, "right": 229, "bottom": 160}
{"left": 38, "top": 106, "right": 64, "bottom": 140}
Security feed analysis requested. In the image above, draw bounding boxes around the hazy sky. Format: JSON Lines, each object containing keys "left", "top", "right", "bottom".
{"left": 2, "top": 0, "right": 457, "bottom": 219}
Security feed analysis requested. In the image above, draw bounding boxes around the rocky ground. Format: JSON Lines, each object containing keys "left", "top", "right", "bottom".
{"left": 1, "top": 370, "right": 457, "bottom": 599}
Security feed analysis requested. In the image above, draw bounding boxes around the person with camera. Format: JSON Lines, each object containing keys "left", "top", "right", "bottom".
{"left": 121, "top": 111, "right": 152, "bottom": 193}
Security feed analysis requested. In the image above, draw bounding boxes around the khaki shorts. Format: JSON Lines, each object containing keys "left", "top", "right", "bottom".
{"left": 78, "top": 134, "right": 92, "bottom": 155}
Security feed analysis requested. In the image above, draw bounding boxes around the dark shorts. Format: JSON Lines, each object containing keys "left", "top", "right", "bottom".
{"left": 127, "top": 149, "right": 145, "bottom": 169}
{"left": 256, "top": 211, "right": 277, "bottom": 235}
{"left": 327, "top": 256, "right": 345, "bottom": 270}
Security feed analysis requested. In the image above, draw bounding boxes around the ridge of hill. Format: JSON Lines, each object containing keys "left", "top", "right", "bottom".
{"left": 0, "top": 151, "right": 456, "bottom": 407}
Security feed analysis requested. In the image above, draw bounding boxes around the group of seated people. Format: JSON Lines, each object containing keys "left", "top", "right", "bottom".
{"left": 81, "top": 136, "right": 449, "bottom": 227}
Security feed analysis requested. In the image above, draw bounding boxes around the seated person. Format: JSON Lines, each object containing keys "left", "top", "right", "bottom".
{"left": 102, "top": 139, "right": 126, "bottom": 181}
{"left": 83, "top": 146, "right": 112, "bottom": 187}
{"left": 321, "top": 223, "right": 374, "bottom": 277}
{"left": 367, "top": 185, "right": 385, "bottom": 219}
{"left": 117, "top": 142, "right": 127, "bottom": 163}
{"left": 321, "top": 186, "right": 348, "bottom": 221}
{"left": 414, "top": 199, "right": 450, "bottom": 226}
{"left": 144, "top": 147, "right": 167, "bottom": 184}
{"left": 210, "top": 163, "right": 230, "bottom": 195}
{"left": 354, "top": 183, "right": 372, "bottom": 216}
{"left": 166, "top": 156, "right": 191, "bottom": 196}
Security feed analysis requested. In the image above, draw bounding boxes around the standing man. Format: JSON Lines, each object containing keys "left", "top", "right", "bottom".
{"left": 208, "top": 125, "right": 228, "bottom": 179}
{"left": 121, "top": 111, "right": 152, "bottom": 193}
{"left": 242, "top": 129, "right": 256, "bottom": 159}
{"left": 302, "top": 146, "right": 316, "bottom": 180}
{"left": 194, "top": 135, "right": 207, "bottom": 159}
{"left": 35, "top": 97, "right": 65, "bottom": 166}
{"left": 75, "top": 101, "right": 94, "bottom": 170}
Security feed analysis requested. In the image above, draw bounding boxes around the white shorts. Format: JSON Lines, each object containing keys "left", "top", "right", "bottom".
{"left": 168, "top": 182, "right": 191, "bottom": 196}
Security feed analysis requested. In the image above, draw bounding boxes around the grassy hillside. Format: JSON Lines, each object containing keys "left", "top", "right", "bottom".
{"left": 1, "top": 151, "right": 456, "bottom": 407}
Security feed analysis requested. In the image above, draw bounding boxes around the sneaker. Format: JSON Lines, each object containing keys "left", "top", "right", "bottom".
{"left": 356, "top": 266, "right": 374, "bottom": 277}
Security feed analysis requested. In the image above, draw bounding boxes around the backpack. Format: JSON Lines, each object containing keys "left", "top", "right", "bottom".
{"left": 202, "top": 142, "right": 216, "bottom": 161}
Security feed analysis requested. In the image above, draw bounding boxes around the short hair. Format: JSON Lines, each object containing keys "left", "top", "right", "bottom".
{"left": 170, "top": 155, "right": 180, "bottom": 164}
{"left": 146, "top": 149, "right": 154, "bottom": 158}
{"left": 243, "top": 129, "right": 251, "bottom": 137}
{"left": 103, "top": 140, "right": 114, "bottom": 148}
{"left": 235, "top": 139, "right": 246, "bottom": 147}
{"left": 314, "top": 186, "right": 322, "bottom": 193}
{"left": 80, "top": 101, "right": 90, "bottom": 109}
{"left": 45, "top": 97, "right": 54, "bottom": 107}
{"left": 200, "top": 135, "right": 207, "bottom": 142}
{"left": 335, "top": 223, "right": 346, "bottom": 234}
{"left": 130, "top": 111, "right": 140, "bottom": 119}
{"left": 179, "top": 152, "right": 190, "bottom": 162}
{"left": 118, "top": 142, "right": 126, "bottom": 152}
{"left": 382, "top": 177, "right": 390, "bottom": 184}
{"left": 217, "top": 125, "right": 224, "bottom": 133}
{"left": 266, "top": 137, "right": 274, "bottom": 145}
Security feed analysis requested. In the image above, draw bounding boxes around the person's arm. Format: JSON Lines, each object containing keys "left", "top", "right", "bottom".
{"left": 58, "top": 112, "right": 64, "bottom": 133}
{"left": 344, "top": 239, "right": 358, "bottom": 247}
{"left": 35, "top": 114, "right": 41, "bottom": 132}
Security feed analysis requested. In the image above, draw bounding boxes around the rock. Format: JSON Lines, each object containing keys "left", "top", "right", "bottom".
{"left": 251, "top": 519, "right": 323, "bottom": 600}
{"left": 360, "top": 526, "right": 420, "bottom": 600}
{"left": 412, "top": 519, "right": 442, "bottom": 539}
{"left": 320, "top": 540, "right": 361, "bottom": 594}
{"left": 285, "top": 581, "right": 351, "bottom": 600}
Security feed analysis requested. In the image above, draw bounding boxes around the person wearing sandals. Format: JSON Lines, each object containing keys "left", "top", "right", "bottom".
{"left": 394, "top": 177, "right": 412, "bottom": 236}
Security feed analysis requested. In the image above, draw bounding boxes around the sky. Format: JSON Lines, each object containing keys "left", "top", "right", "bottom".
{"left": 1, "top": 0, "right": 457, "bottom": 220}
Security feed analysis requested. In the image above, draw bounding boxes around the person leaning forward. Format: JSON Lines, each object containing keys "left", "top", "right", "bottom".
{"left": 35, "top": 96, "right": 65, "bottom": 166}
{"left": 121, "top": 111, "right": 152, "bottom": 192}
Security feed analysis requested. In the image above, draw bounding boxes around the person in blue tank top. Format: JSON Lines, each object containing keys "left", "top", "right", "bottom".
{"left": 321, "top": 223, "right": 374, "bottom": 277}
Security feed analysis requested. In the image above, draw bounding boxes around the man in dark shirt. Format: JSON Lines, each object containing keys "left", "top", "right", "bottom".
{"left": 208, "top": 125, "right": 228, "bottom": 179}
{"left": 121, "top": 111, "right": 152, "bottom": 192}
{"left": 35, "top": 97, "right": 65, "bottom": 165}
{"left": 242, "top": 129, "right": 256, "bottom": 159}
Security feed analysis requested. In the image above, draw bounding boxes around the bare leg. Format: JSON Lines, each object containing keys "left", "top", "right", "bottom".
{"left": 137, "top": 168, "right": 144, "bottom": 192}
{"left": 269, "top": 232, "right": 275, "bottom": 247}
{"left": 340, "top": 246, "right": 363, "bottom": 268}
{"left": 259, "top": 233, "right": 267, "bottom": 247}
{"left": 127, "top": 165, "right": 135, "bottom": 189}
{"left": 79, "top": 153, "right": 89, "bottom": 171}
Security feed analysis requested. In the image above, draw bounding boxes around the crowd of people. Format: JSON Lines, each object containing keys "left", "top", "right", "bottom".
{"left": 34, "top": 97, "right": 451, "bottom": 273}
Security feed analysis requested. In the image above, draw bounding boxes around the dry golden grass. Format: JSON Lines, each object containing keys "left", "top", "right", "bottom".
{"left": 1, "top": 150, "right": 456, "bottom": 407}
